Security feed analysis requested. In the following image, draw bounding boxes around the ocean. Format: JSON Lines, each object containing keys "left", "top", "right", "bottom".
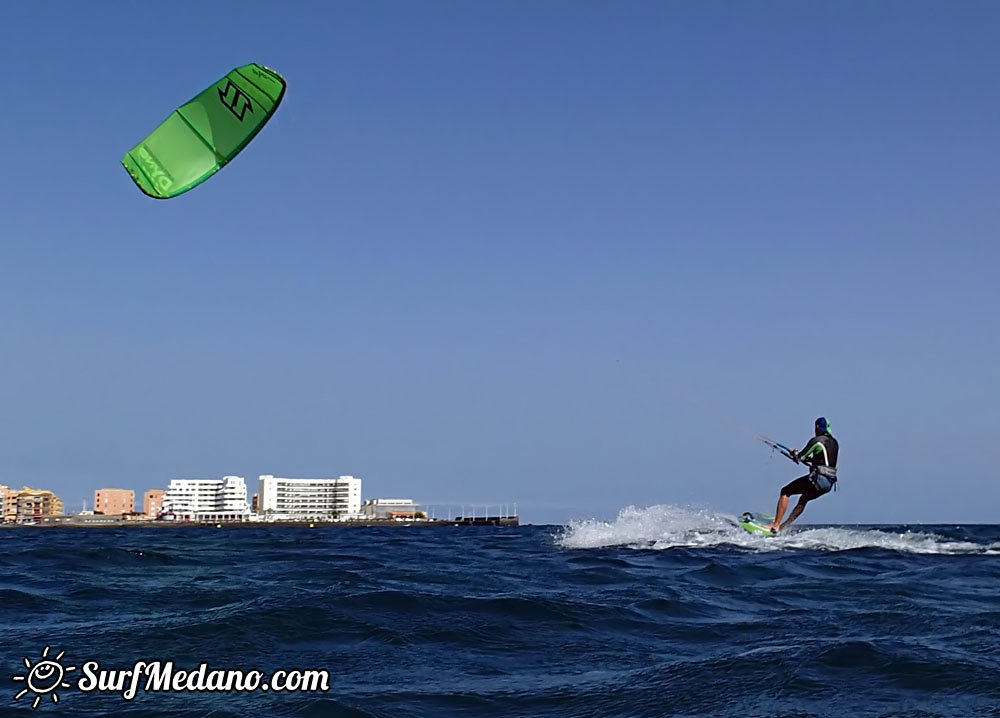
{"left": 2, "top": 505, "right": 998, "bottom": 717}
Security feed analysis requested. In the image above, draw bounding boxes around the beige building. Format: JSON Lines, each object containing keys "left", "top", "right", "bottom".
{"left": 94, "top": 488, "right": 135, "bottom": 516}
{"left": 3, "top": 487, "right": 63, "bottom": 523}
{"left": 143, "top": 489, "right": 165, "bottom": 518}
{"left": 0, "top": 484, "right": 10, "bottom": 523}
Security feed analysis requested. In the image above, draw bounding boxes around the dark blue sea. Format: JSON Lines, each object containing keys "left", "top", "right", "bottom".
{"left": 2, "top": 505, "right": 999, "bottom": 717}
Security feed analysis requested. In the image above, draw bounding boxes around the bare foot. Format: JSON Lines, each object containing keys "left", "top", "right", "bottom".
{"left": 765, "top": 523, "right": 780, "bottom": 534}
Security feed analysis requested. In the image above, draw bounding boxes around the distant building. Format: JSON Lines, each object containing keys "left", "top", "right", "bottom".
{"left": 162, "top": 476, "right": 250, "bottom": 522}
{"left": 143, "top": 489, "right": 165, "bottom": 518}
{"left": 251, "top": 493, "right": 259, "bottom": 512}
{"left": 257, "top": 475, "right": 361, "bottom": 521}
{"left": 94, "top": 488, "right": 135, "bottom": 516}
{"left": 41, "top": 514, "right": 123, "bottom": 526}
{"left": 3, "top": 485, "right": 19, "bottom": 524}
{"left": 362, "top": 498, "right": 420, "bottom": 519}
{"left": 4, "top": 487, "right": 64, "bottom": 524}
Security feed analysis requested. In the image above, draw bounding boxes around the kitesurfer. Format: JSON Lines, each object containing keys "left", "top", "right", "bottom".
{"left": 764, "top": 417, "right": 838, "bottom": 533}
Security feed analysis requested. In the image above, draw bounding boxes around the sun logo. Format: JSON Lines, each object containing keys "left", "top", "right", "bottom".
{"left": 12, "top": 646, "right": 76, "bottom": 709}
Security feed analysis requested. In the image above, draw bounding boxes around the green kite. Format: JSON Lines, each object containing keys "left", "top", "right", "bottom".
{"left": 122, "top": 63, "right": 286, "bottom": 199}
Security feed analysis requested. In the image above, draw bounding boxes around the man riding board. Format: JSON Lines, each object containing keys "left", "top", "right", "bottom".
{"left": 765, "top": 417, "right": 838, "bottom": 533}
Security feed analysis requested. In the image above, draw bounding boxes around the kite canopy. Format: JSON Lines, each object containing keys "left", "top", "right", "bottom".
{"left": 122, "top": 63, "right": 286, "bottom": 199}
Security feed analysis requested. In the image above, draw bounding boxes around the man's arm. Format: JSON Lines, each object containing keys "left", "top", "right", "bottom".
{"left": 798, "top": 438, "right": 824, "bottom": 466}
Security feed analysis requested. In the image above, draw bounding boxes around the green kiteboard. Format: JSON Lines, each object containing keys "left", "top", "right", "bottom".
{"left": 122, "top": 63, "right": 286, "bottom": 199}
{"left": 739, "top": 512, "right": 777, "bottom": 535}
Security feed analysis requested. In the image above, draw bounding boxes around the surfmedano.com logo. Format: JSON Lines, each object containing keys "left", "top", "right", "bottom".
{"left": 12, "top": 646, "right": 77, "bottom": 709}
{"left": 11, "top": 646, "right": 330, "bottom": 708}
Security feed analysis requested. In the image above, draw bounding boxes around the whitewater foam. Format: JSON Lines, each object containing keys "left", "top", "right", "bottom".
{"left": 558, "top": 504, "right": 993, "bottom": 554}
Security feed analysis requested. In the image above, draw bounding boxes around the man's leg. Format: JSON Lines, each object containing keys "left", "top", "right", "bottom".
{"left": 766, "top": 476, "right": 811, "bottom": 532}
{"left": 780, "top": 495, "right": 811, "bottom": 530}
{"left": 768, "top": 494, "right": 790, "bottom": 532}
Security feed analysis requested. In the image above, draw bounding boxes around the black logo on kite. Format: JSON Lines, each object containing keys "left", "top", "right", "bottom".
{"left": 218, "top": 80, "right": 254, "bottom": 121}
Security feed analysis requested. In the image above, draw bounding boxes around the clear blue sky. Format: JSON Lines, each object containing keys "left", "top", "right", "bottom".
{"left": 1, "top": 1, "right": 997, "bottom": 524}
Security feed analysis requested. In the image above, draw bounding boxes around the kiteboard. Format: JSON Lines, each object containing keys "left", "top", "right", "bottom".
{"left": 739, "top": 512, "right": 777, "bottom": 535}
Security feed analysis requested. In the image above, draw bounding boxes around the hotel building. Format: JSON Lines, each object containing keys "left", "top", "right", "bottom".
{"left": 161, "top": 476, "right": 250, "bottom": 522}
{"left": 94, "top": 488, "right": 135, "bottom": 515}
{"left": 257, "top": 475, "right": 361, "bottom": 521}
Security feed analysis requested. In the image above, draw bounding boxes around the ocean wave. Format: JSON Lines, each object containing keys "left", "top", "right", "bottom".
{"left": 558, "top": 504, "right": 996, "bottom": 554}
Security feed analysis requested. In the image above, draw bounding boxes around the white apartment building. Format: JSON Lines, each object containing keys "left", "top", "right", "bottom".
{"left": 161, "top": 476, "right": 250, "bottom": 522}
{"left": 257, "top": 475, "right": 362, "bottom": 521}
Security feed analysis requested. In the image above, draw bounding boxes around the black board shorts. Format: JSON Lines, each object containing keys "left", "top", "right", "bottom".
{"left": 781, "top": 474, "right": 833, "bottom": 500}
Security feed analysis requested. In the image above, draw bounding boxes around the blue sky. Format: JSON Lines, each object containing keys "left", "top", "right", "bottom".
{"left": 1, "top": 1, "right": 997, "bottom": 524}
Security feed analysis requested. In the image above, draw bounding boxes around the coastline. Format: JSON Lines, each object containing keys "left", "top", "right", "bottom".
{"left": 0, "top": 516, "right": 520, "bottom": 529}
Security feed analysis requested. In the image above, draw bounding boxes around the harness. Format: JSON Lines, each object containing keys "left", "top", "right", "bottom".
{"left": 808, "top": 464, "right": 838, "bottom": 492}
{"left": 803, "top": 436, "right": 838, "bottom": 491}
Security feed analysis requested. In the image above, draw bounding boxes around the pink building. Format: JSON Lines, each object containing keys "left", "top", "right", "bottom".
{"left": 94, "top": 488, "right": 135, "bottom": 516}
{"left": 144, "top": 489, "right": 165, "bottom": 518}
